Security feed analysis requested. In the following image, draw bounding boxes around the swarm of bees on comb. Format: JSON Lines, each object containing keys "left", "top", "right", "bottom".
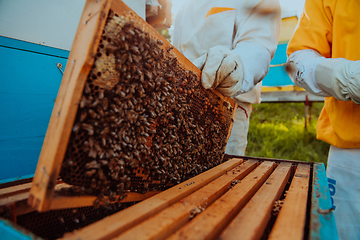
{"left": 59, "top": 11, "right": 235, "bottom": 206}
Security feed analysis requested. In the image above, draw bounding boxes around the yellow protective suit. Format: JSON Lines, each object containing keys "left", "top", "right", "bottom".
{"left": 287, "top": 1, "right": 360, "bottom": 239}
{"left": 287, "top": 0, "right": 360, "bottom": 148}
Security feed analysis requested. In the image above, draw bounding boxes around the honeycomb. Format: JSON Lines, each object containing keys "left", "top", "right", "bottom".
{"left": 59, "top": 11, "right": 235, "bottom": 201}
{"left": 16, "top": 202, "right": 134, "bottom": 240}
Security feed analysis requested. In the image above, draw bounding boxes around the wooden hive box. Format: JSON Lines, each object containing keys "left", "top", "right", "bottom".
{"left": 60, "top": 157, "right": 338, "bottom": 240}
{"left": 27, "top": 0, "right": 237, "bottom": 213}
{"left": 0, "top": 157, "right": 337, "bottom": 240}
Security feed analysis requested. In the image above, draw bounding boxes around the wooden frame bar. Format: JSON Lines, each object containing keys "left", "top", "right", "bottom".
{"left": 220, "top": 162, "right": 292, "bottom": 240}
{"left": 114, "top": 160, "right": 258, "bottom": 240}
{"left": 0, "top": 183, "right": 32, "bottom": 206}
{"left": 167, "top": 161, "right": 275, "bottom": 240}
{"left": 61, "top": 158, "right": 242, "bottom": 240}
{"left": 268, "top": 164, "right": 311, "bottom": 240}
{"left": 28, "top": 0, "right": 112, "bottom": 212}
{"left": 0, "top": 182, "right": 160, "bottom": 217}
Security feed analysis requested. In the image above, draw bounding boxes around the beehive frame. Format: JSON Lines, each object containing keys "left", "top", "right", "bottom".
{"left": 28, "top": 0, "right": 237, "bottom": 212}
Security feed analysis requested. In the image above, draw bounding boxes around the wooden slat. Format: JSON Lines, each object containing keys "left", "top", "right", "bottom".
{"left": 167, "top": 161, "right": 275, "bottom": 240}
{"left": 61, "top": 158, "right": 242, "bottom": 240}
{"left": 0, "top": 185, "right": 159, "bottom": 215}
{"left": 0, "top": 192, "right": 29, "bottom": 206}
{"left": 268, "top": 164, "right": 310, "bottom": 240}
{"left": 114, "top": 160, "right": 258, "bottom": 240}
{"left": 0, "top": 183, "right": 32, "bottom": 197}
{"left": 0, "top": 183, "right": 33, "bottom": 206}
{"left": 15, "top": 200, "right": 35, "bottom": 216}
{"left": 0, "top": 182, "right": 69, "bottom": 207}
{"left": 28, "top": 0, "right": 112, "bottom": 212}
{"left": 220, "top": 162, "right": 292, "bottom": 240}
{"left": 49, "top": 191, "right": 160, "bottom": 210}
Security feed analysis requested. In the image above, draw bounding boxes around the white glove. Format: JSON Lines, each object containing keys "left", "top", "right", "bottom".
{"left": 315, "top": 58, "right": 360, "bottom": 104}
{"left": 286, "top": 50, "right": 329, "bottom": 97}
{"left": 286, "top": 49, "right": 360, "bottom": 104}
{"left": 194, "top": 46, "right": 245, "bottom": 97}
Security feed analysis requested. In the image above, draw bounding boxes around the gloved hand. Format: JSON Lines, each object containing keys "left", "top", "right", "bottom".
{"left": 194, "top": 46, "right": 245, "bottom": 97}
{"left": 315, "top": 58, "right": 360, "bottom": 104}
{"left": 286, "top": 49, "right": 329, "bottom": 97}
{"left": 286, "top": 49, "right": 360, "bottom": 104}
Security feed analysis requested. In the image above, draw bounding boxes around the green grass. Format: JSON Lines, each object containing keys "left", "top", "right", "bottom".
{"left": 246, "top": 102, "right": 330, "bottom": 166}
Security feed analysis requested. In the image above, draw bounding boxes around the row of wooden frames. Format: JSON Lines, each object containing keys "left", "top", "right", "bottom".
{"left": 0, "top": 157, "right": 337, "bottom": 240}
{"left": 63, "top": 158, "right": 310, "bottom": 240}
{"left": 57, "top": 159, "right": 311, "bottom": 240}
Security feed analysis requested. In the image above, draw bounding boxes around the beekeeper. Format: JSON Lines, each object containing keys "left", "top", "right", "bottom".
{"left": 172, "top": 0, "right": 281, "bottom": 155}
{"left": 285, "top": 0, "right": 360, "bottom": 239}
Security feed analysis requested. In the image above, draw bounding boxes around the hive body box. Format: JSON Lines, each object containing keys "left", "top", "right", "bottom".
{"left": 0, "top": 157, "right": 337, "bottom": 240}
{"left": 60, "top": 158, "right": 338, "bottom": 240}
{"left": 27, "top": 0, "right": 237, "bottom": 212}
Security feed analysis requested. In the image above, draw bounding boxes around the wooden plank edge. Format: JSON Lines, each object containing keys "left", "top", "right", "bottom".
{"left": 15, "top": 200, "right": 36, "bottom": 216}
{"left": 0, "top": 176, "right": 33, "bottom": 189}
{"left": 268, "top": 164, "right": 311, "bottom": 240}
{"left": 28, "top": 0, "right": 112, "bottom": 212}
{"left": 0, "top": 192, "right": 29, "bottom": 206}
{"left": 167, "top": 161, "right": 275, "bottom": 240}
{"left": 114, "top": 160, "right": 258, "bottom": 240}
{"left": 219, "top": 162, "right": 292, "bottom": 240}
{"left": 225, "top": 155, "right": 313, "bottom": 166}
{"left": 61, "top": 158, "right": 243, "bottom": 240}
{"left": 0, "top": 183, "right": 33, "bottom": 198}
{"left": 49, "top": 191, "right": 161, "bottom": 210}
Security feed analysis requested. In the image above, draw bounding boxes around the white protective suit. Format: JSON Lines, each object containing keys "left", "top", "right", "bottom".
{"left": 172, "top": 0, "right": 281, "bottom": 155}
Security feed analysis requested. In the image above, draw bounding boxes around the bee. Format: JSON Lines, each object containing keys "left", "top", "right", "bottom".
{"left": 97, "top": 106, "right": 105, "bottom": 117}
{"left": 88, "top": 148, "right": 97, "bottom": 158}
{"left": 144, "top": 63, "right": 151, "bottom": 69}
{"left": 126, "top": 28, "right": 135, "bottom": 35}
{"left": 113, "top": 97, "right": 121, "bottom": 105}
{"left": 82, "top": 123, "right": 94, "bottom": 135}
{"left": 88, "top": 109, "right": 97, "bottom": 118}
{"left": 72, "top": 123, "right": 81, "bottom": 133}
{"left": 79, "top": 111, "right": 87, "bottom": 122}
{"left": 85, "top": 160, "right": 101, "bottom": 169}
{"left": 84, "top": 83, "right": 91, "bottom": 94}
{"left": 64, "top": 159, "right": 74, "bottom": 167}
{"left": 93, "top": 198, "right": 100, "bottom": 208}
{"left": 101, "top": 136, "right": 107, "bottom": 147}
{"left": 85, "top": 169, "right": 96, "bottom": 177}
{"left": 58, "top": 216, "right": 65, "bottom": 224}
{"left": 102, "top": 98, "right": 109, "bottom": 111}
{"left": 130, "top": 46, "right": 140, "bottom": 55}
